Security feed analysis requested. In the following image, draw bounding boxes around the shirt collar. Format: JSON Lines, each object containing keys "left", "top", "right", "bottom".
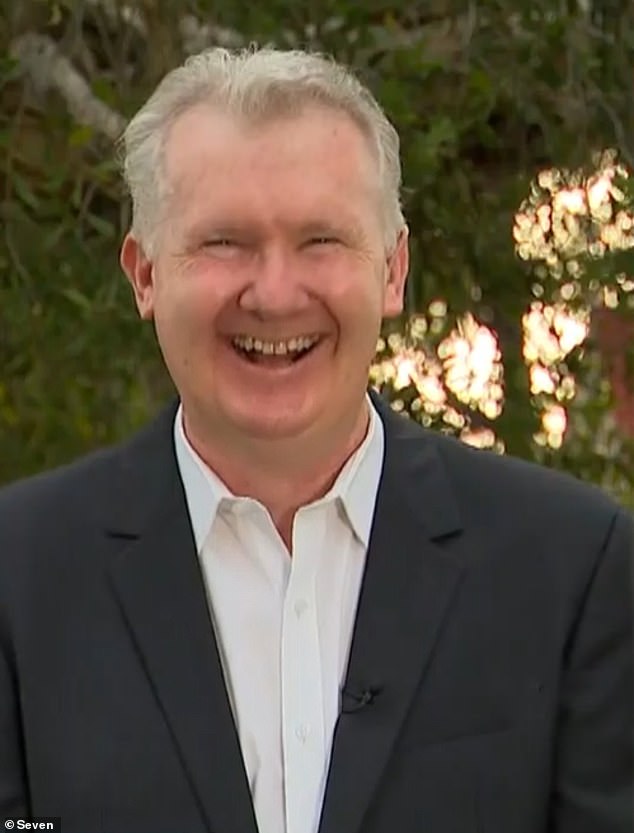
{"left": 174, "top": 392, "right": 385, "bottom": 553}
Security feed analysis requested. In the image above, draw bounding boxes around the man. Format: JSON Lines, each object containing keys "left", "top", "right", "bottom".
{"left": 0, "top": 46, "right": 631, "bottom": 833}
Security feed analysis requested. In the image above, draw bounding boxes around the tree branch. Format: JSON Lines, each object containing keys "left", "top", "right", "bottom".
{"left": 9, "top": 33, "right": 126, "bottom": 141}
{"left": 179, "top": 14, "right": 245, "bottom": 53}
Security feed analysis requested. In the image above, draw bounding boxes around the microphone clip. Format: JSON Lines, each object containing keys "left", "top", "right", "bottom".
{"left": 341, "top": 683, "right": 382, "bottom": 714}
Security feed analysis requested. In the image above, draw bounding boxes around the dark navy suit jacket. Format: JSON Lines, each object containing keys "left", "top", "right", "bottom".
{"left": 0, "top": 389, "right": 632, "bottom": 832}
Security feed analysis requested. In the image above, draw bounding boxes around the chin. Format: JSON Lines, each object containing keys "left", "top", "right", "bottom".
{"left": 231, "top": 408, "right": 317, "bottom": 440}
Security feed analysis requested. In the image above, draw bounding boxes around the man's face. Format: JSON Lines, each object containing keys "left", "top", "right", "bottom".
{"left": 121, "top": 103, "right": 408, "bottom": 446}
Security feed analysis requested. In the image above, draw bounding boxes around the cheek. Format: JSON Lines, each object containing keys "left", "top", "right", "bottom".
{"left": 152, "top": 285, "right": 214, "bottom": 370}
{"left": 155, "top": 267, "right": 225, "bottom": 327}
{"left": 327, "top": 283, "right": 384, "bottom": 364}
{"left": 328, "top": 268, "right": 385, "bottom": 328}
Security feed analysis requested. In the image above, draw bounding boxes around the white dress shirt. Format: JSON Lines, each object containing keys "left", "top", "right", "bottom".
{"left": 173, "top": 394, "right": 385, "bottom": 833}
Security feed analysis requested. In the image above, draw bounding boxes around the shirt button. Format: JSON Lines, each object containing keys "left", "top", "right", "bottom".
{"left": 294, "top": 598, "right": 309, "bottom": 617}
{"left": 295, "top": 724, "right": 310, "bottom": 743}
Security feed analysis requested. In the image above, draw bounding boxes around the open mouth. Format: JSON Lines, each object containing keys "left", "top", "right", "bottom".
{"left": 229, "top": 337, "right": 323, "bottom": 368}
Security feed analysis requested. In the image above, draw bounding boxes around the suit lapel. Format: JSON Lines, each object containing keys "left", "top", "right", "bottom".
{"left": 318, "top": 391, "right": 466, "bottom": 833}
{"left": 101, "top": 391, "right": 465, "bottom": 833}
{"left": 105, "top": 404, "right": 258, "bottom": 833}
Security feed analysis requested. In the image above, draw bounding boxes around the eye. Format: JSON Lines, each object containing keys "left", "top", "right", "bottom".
{"left": 204, "top": 239, "right": 237, "bottom": 248}
{"left": 307, "top": 236, "right": 340, "bottom": 247}
{"left": 201, "top": 239, "right": 244, "bottom": 257}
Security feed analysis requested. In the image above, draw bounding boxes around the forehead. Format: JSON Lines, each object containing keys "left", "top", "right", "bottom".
{"left": 161, "top": 103, "right": 381, "bottom": 228}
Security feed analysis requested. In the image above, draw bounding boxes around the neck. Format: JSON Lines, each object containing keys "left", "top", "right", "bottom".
{"left": 182, "top": 398, "right": 370, "bottom": 552}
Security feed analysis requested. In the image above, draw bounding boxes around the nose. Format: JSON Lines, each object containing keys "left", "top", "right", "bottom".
{"left": 238, "top": 245, "right": 311, "bottom": 317}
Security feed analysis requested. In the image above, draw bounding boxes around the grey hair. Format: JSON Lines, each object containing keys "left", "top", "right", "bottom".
{"left": 118, "top": 46, "right": 406, "bottom": 256}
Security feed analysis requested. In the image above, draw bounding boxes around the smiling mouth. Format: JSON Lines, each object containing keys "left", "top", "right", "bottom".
{"left": 230, "top": 338, "right": 323, "bottom": 367}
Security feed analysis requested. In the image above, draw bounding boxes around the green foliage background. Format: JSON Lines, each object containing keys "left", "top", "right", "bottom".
{"left": 1, "top": 0, "right": 633, "bottom": 505}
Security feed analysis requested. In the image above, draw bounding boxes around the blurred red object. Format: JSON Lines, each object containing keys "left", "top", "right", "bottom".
{"left": 593, "top": 307, "right": 634, "bottom": 438}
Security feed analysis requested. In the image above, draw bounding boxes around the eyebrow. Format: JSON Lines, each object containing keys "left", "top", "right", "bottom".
{"left": 182, "top": 223, "right": 253, "bottom": 245}
{"left": 184, "top": 216, "right": 365, "bottom": 244}
{"left": 294, "top": 220, "right": 360, "bottom": 237}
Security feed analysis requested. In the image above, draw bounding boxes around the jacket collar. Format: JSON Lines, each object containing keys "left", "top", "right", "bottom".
{"left": 105, "top": 388, "right": 463, "bottom": 542}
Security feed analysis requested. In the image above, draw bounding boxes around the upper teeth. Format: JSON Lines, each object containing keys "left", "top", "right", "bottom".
{"left": 232, "top": 334, "right": 321, "bottom": 355}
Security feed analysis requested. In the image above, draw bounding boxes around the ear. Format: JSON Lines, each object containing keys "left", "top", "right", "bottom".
{"left": 382, "top": 225, "right": 409, "bottom": 318}
{"left": 120, "top": 232, "right": 155, "bottom": 320}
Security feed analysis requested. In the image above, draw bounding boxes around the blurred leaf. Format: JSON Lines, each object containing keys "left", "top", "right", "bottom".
{"left": 11, "top": 175, "right": 40, "bottom": 212}
{"left": 59, "top": 287, "right": 92, "bottom": 312}
{"left": 68, "top": 125, "right": 94, "bottom": 147}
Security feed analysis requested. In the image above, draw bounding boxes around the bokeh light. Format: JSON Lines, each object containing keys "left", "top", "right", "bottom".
{"left": 375, "top": 150, "right": 632, "bottom": 455}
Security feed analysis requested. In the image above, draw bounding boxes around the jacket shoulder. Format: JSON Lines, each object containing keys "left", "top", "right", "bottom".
{"left": 416, "top": 422, "right": 628, "bottom": 548}
{"left": 0, "top": 400, "right": 177, "bottom": 536}
{"left": 433, "top": 423, "right": 617, "bottom": 500}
